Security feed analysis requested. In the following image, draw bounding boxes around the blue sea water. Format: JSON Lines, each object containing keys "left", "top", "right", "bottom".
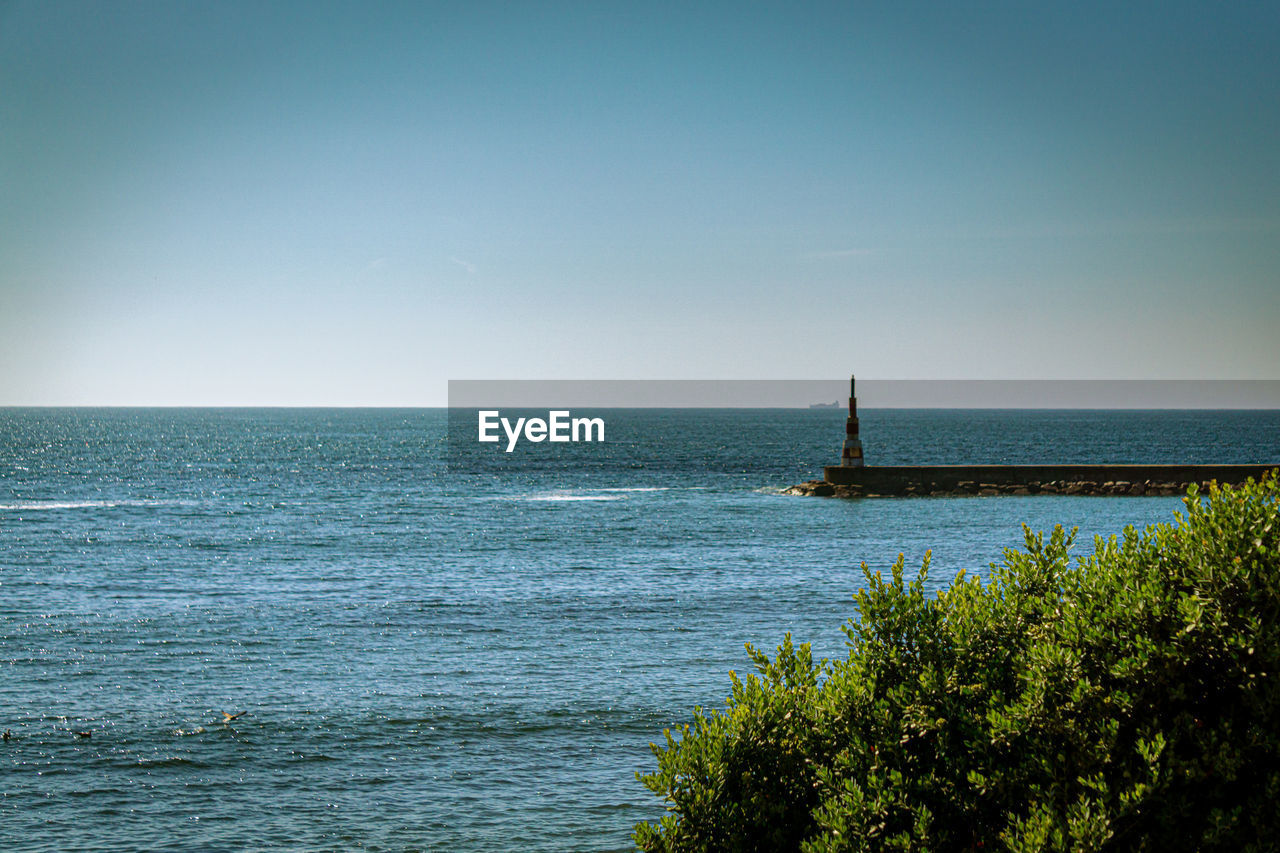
{"left": 2, "top": 408, "right": 1279, "bottom": 851}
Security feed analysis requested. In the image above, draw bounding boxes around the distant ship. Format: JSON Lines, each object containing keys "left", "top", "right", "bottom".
{"left": 809, "top": 401, "right": 841, "bottom": 408}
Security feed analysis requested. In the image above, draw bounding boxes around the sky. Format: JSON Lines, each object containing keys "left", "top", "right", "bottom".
{"left": 1, "top": 0, "right": 1277, "bottom": 405}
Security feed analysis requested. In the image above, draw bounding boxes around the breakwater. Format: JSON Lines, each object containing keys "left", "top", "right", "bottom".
{"left": 785, "top": 464, "right": 1279, "bottom": 498}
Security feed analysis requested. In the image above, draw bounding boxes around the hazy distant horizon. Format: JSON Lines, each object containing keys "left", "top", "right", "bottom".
{"left": 6, "top": 379, "right": 1279, "bottom": 410}
{"left": 445, "top": 379, "right": 1280, "bottom": 409}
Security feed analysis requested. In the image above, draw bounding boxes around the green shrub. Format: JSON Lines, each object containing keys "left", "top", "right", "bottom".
{"left": 635, "top": 474, "right": 1280, "bottom": 852}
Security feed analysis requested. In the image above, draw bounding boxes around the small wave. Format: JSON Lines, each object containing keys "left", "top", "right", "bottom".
{"left": 524, "top": 494, "right": 623, "bottom": 502}
{"left": 491, "top": 487, "right": 683, "bottom": 502}
{"left": 0, "top": 499, "right": 189, "bottom": 511}
{"left": 134, "top": 755, "right": 209, "bottom": 769}
{"left": 577, "top": 487, "right": 668, "bottom": 493}
{"left": 488, "top": 490, "right": 631, "bottom": 502}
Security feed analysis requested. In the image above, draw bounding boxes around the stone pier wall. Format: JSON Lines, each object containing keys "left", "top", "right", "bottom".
{"left": 784, "top": 464, "right": 1278, "bottom": 498}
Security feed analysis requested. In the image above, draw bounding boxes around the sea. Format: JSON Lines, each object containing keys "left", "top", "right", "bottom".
{"left": 3, "top": 408, "right": 1279, "bottom": 852}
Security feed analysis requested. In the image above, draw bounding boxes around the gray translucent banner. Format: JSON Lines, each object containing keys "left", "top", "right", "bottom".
{"left": 448, "top": 379, "right": 1280, "bottom": 409}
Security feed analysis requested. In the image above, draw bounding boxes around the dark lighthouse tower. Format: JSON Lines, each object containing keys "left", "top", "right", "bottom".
{"left": 840, "top": 375, "right": 864, "bottom": 467}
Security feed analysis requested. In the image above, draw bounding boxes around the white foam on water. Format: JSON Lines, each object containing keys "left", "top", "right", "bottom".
{"left": 488, "top": 491, "right": 628, "bottom": 502}
{"left": 488, "top": 486, "right": 696, "bottom": 502}
{"left": 0, "top": 499, "right": 190, "bottom": 511}
{"left": 524, "top": 494, "right": 624, "bottom": 502}
{"left": 577, "top": 487, "right": 668, "bottom": 492}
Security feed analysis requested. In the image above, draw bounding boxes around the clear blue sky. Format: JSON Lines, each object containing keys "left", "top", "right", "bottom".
{"left": 2, "top": 1, "right": 1277, "bottom": 404}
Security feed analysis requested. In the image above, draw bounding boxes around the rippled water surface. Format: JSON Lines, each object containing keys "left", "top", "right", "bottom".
{"left": 2, "top": 408, "right": 1278, "bottom": 850}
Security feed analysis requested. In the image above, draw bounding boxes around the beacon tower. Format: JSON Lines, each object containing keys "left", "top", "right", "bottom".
{"left": 840, "top": 375, "right": 864, "bottom": 467}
